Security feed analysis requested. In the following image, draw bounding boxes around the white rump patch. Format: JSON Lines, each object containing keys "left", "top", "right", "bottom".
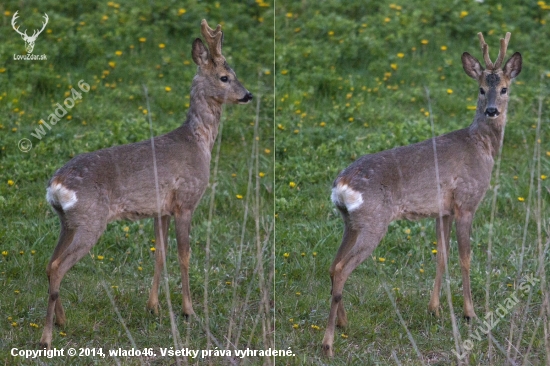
{"left": 46, "top": 183, "right": 78, "bottom": 211}
{"left": 331, "top": 183, "right": 364, "bottom": 212}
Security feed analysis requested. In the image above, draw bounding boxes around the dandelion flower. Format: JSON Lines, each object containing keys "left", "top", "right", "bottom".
{"left": 397, "top": 53, "right": 404, "bottom": 58}
{"left": 541, "top": 175, "right": 547, "bottom": 180}
{"left": 421, "top": 39, "right": 429, "bottom": 45}
{"left": 178, "top": 8, "right": 186, "bottom": 16}
{"left": 7, "top": 180, "right": 14, "bottom": 186}
{"left": 432, "top": 249, "right": 437, "bottom": 254}
{"left": 123, "top": 226, "right": 129, "bottom": 232}
{"left": 390, "top": 63, "right": 398, "bottom": 70}
{"left": 460, "top": 11, "right": 468, "bottom": 18}
{"left": 447, "top": 89, "right": 453, "bottom": 94}
{"left": 328, "top": 30, "right": 334, "bottom": 36}
{"left": 320, "top": 122, "right": 326, "bottom": 127}
{"left": 115, "top": 50, "right": 122, "bottom": 56}
{"left": 165, "top": 86, "right": 171, "bottom": 92}
{"left": 441, "top": 45, "right": 448, "bottom": 51}
{"left": 259, "top": 172, "right": 265, "bottom": 178}
{"left": 341, "top": 333, "right": 348, "bottom": 339}
{"left": 264, "top": 148, "right": 271, "bottom": 154}
{"left": 289, "top": 182, "right": 296, "bottom": 188}
{"left": 159, "top": 43, "right": 165, "bottom": 49}
{"left": 518, "top": 197, "right": 525, "bottom": 202}
{"left": 236, "top": 194, "right": 243, "bottom": 199}
{"left": 150, "top": 247, "right": 156, "bottom": 252}
{"left": 378, "top": 257, "right": 386, "bottom": 262}
{"left": 139, "top": 37, "right": 146, "bottom": 43}
{"left": 108, "top": 62, "right": 116, "bottom": 68}
{"left": 283, "top": 252, "right": 290, "bottom": 258}
{"left": 293, "top": 323, "right": 299, "bottom": 329}
{"left": 2, "top": 251, "right": 7, "bottom": 257}
{"left": 419, "top": 268, "right": 425, "bottom": 273}
{"left": 97, "top": 255, "right": 104, "bottom": 260}
{"left": 138, "top": 266, "right": 143, "bottom": 271}
{"left": 281, "top": 70, "right": 288, "bottom": 75}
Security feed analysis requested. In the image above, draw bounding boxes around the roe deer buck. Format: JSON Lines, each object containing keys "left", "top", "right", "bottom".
{"left": 39, "top": 19, "right": 252, "bottom": 349}
{"left": 322, "top": 33, "right": 521, "bottom": 356}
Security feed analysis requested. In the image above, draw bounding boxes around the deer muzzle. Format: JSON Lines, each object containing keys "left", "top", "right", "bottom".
{"left": 484, "top": 88, "right": 500, "bottom": 118}
{"left": 238, "top": 91, "right": 253, "bottom": 104}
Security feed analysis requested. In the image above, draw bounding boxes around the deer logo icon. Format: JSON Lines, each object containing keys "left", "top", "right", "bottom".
{"left": 11, "top": 11, "right": 49, "bottom": 54}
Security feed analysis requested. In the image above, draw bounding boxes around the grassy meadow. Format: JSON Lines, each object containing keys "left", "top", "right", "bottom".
{"left": 275, "top": 0, "right": 549, "bottom": 365}
{"left": 0, "top": 0, "right": 274, "bottom": 365}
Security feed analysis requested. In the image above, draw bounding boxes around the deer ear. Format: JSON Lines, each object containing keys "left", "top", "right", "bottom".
{"left": 192, "top": 38, "right": 209, "bottom": 67}
{"left": 503, "top": 52, "right": 522, "bottom": 79}
{"left": 462, "top": 52, "right": 484, "bottom": 80}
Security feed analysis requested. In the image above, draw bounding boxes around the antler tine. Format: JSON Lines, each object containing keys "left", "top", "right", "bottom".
{"left": 11, "top": 11, "right": 28, "bottom": 37}
{"left": 493, "top": 32, "right": 511, "bottom": 69}
{"left": 200, "top": 19, "right": 223, "bottom": 59}
{"left": 477, "top": 32, "right": 494, "bottom": 69}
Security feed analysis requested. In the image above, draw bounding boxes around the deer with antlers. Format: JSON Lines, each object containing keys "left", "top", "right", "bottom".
{"left": 322, "top": 33, "right": 521, "bottom": 356}
{"left": 11, "top": 11, "right": 49, "bottom": 54}
{"left": 39, "top": 19, "right": 252, "bottom": 349}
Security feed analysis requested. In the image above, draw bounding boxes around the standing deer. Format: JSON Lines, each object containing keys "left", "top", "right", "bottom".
{"left": 11, "top": 11, "right": 49, "bottom": 54}
{"left": 39, "top": 19, "right": 252, "bottom": 349}
{"left": 322, "top": 33, "right": 521, "bottom": 356}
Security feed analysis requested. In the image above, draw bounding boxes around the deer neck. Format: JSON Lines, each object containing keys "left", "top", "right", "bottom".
{"left": 182, "top": 76, "right": 223, "bottom": 152}
{"left": 469, "top": 105, "right": 507, "bottom": 160}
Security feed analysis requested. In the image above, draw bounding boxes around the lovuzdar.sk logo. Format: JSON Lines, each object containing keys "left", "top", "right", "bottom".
{"left": 12, "top": 10, "right": 48, "bottom": 60}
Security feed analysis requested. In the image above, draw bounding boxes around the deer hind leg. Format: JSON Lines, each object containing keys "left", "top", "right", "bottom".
{"left": 147, "top": 215, "right": 170, "bottom": 315}
{"left": 45, "top": 221, "right": 76, "bottom": 328}
{"left": 428, "top": 215, "right": 453, "bottom": 317}
{"left": 39, "top": 222, "right": 105, "bottom": 349}
{"left": 455, "top": 210, "right": 476, "bottom": 319}
{"left": 328, "top": 223, "right": 359, "bottom": 328}
{"left": 322, "top": 220, "right": 389, "bottom": 357}
{"left": 174, "top": 209, "right": 194, "bottom": 317}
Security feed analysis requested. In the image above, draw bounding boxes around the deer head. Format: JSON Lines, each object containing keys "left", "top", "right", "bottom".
{"left": 461, "top": 32, "right": 522, "bottom": 119}
{"left": 191, "top": 19, "right": 252, "bottom": 104}
{"left": 11, "top": 11, "right": 49, "bottom": 54}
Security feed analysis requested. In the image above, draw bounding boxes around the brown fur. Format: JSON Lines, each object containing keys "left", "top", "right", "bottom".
{"left": 39, "top": 19, "right": 252, "bottom": 349}
{"left": 322, "top": 33, "right": 522, "bottom": 357}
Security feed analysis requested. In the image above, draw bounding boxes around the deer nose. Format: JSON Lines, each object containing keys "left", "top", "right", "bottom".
{"left": 485, "top": 107, "right": 499, "bottom": 117}
{"left": 239, "top": 92, "right": 253, "bottom": 103}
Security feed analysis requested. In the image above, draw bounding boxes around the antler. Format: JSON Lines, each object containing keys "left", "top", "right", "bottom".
{"left": 493, "top": 32, "right": 511, "bottom": 69}
{"left": 200, "top": 19, "right": 224, "bottom": 60}
{"left": 11, "top": 11, "right": 28, "bottom": 38}
{"left": 477, "top": 32, "right": 494, "bottom": 69}
{"left": 11, "top": 11, "right": 49, "bottom": 40}
{"left": 477, "top": 32, "right": 511, "bottom": 70}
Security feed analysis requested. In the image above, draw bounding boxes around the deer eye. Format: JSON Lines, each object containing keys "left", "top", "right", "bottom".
{"left": 220, "top": 76, "right": 229, "bottom": 83}
{"left": 479, "top": 88, "right": 485, "bottom": 95}
{"left": 501, "top": 88, "right": 507, "bottom": 95}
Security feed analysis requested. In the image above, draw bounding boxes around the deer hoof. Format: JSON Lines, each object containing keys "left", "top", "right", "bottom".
{"left": 146, "top": 301, "right": 159, "bottom": 315}
{"left": 321, "top": 343, "right": 333, "bottom": 357}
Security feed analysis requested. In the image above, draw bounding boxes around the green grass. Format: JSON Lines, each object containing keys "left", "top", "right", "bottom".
{"left": 0, "top": 0, "right": 274, "bottom": 365}
{"left": 275, "top": 0, "right": 549, "bottom": 365}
